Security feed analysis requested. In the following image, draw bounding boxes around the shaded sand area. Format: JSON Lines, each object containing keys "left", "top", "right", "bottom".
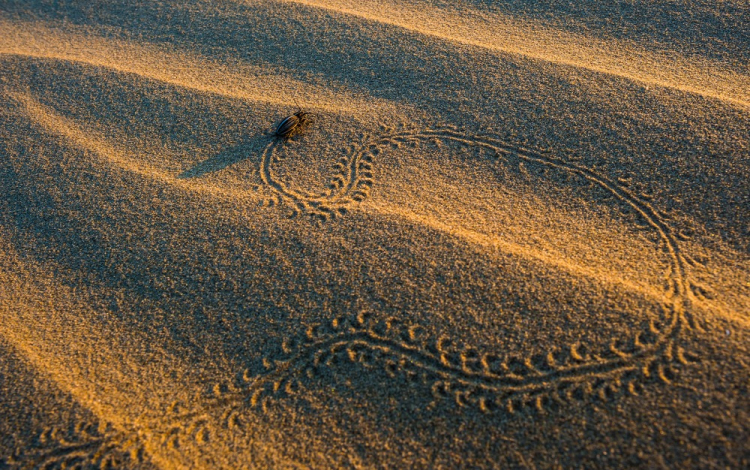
{"left": 0, "top": 0, "right": 748, "bottom": 468}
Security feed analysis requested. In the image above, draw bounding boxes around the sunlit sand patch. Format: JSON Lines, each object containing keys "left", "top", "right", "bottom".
{"left": 270, "top": 0, "right": 749, "bottom": 109}
{"left": 0, "top": 19, "right": 401, "bottom": 119}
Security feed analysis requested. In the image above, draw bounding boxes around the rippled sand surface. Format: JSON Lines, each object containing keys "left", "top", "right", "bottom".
{"left": 1, "top": 1, "right": 748, "bottom": 468}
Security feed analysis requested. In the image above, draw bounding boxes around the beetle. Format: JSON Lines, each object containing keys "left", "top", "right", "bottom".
{"left": 274, "top": 107, "right": 311, "bottom": 140}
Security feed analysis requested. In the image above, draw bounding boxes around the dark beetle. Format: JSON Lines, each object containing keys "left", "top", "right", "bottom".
{"left": 274, "top": 109, "right": 311, "bottom": 140}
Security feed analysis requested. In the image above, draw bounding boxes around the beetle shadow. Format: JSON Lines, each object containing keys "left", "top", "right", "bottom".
{"left": 177, "top": 133, "right": 271, "bottom": 179}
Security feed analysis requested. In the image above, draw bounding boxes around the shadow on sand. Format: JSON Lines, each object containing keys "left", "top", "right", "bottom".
{"left": 177, "top": 133, "right": 272, "bottom": 179}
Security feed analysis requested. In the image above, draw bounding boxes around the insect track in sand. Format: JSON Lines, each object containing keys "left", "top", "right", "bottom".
{"left": 3, "top": 422, "right": 145, "bottom": 470}
{"left": 259, "top": 132, "right": 377, "bottom": 220}
{"left": 7, "top": 126, "right": 705, "bottom": 466}
{"left": 229, "top": 125, "right": 701, "bottom": 415}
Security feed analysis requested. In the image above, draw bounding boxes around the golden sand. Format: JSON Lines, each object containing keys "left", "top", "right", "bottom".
{"left": 0, "top": 0, "right": 748, "bottom": 468}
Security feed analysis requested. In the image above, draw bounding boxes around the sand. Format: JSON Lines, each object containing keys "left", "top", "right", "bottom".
{"left": 0, "top": 0, "right": 748, "bottom": 468}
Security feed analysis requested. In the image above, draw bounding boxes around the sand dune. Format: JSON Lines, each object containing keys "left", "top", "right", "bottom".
{"left": 8, "top": 89, "right": 676, "bottom": 308}
{"left": 0, "top": 20, "right": 399, "bottom": 118}
{"left": 1, "top": 0, "right": 748, "bottom": 468}
{"left": 272, "top": 0, "right": 749, "bottom": 108}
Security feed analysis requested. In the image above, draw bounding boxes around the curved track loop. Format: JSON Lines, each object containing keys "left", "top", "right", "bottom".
{"left": 239, "top": 126, "right": 694, "bottom": 412}
{"left": 9, "top": 127, "right": 699, "bottom": 466}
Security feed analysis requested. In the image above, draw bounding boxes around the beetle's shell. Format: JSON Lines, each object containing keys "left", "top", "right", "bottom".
{"left": 276, "top": 113, "right": 301, "bottom": 138}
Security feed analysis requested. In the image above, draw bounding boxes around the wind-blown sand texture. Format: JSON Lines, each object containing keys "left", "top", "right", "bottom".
{"left": 1, "top": 0, "right": 748, "bottom": 468}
